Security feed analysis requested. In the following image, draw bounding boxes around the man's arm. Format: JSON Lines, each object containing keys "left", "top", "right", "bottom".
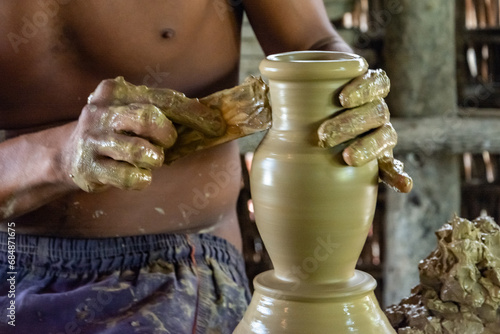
{"left": 243, "top": 0, "right": 352, "bottom": 55}
{"left": 0, "top": 123, "right": 79, "bottom": 221}
{"left": 0, "top": 78, "right": 195, "bottom": 222}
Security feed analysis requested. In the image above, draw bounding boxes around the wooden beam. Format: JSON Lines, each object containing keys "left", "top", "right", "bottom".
{"left": 392, "top": 115, "right": 500, "bottom": 155}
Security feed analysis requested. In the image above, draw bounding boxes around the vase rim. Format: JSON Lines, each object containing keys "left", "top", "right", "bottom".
{"left": 260, "top": 51, "right": 368, "bottom": 81}
{"left": 266, "top": 50, "right": 360, "bottom": 62}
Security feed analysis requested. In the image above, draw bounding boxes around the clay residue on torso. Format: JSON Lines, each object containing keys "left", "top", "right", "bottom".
{"left": 385, "top": 215, "right": 500, "bottom": 334}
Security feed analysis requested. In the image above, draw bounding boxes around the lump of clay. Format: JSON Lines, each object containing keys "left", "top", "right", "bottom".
{"left": 385, "top": 215, "right": 500, "bottom": 334}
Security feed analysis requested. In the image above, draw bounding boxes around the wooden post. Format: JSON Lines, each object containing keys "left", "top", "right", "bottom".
{"left": 382, "top": 0, "right": 461, "bottom": 306}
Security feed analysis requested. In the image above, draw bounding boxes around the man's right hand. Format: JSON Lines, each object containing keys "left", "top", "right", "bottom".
{"left": 64, "top": 78, "right": 178, "bottom": 193}
{"left": 63, "top": 77, "right": 226, "bottom": 193}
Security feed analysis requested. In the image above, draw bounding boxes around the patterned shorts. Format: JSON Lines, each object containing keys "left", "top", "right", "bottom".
{"left": 0, "top": 232, "right": 251, "bottom": 333}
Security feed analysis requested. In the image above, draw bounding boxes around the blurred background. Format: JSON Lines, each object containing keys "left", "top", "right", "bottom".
{"left": 236, "top": 0, "right": 500, "bottom": 307}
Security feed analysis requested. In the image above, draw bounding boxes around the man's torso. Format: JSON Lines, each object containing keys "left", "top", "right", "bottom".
{"left": 0, "top": 0, "right": 245, "bottom": 248}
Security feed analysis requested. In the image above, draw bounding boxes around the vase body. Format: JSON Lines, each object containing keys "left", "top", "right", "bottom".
{"left": 234, "top": 51, "right": 395, "bottom": 333}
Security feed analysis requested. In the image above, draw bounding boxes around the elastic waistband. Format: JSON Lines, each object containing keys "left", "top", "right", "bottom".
{"left": 0, "top": 232, "right": 244, "bottom": 275}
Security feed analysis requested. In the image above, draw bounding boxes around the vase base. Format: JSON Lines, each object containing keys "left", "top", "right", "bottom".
{"left": 234, "top": 270, "right": 395, "bottom": 333}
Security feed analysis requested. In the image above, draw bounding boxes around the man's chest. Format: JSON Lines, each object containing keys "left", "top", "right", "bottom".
{"left": 1, "top": 1, "right": 214, "bottom": 72}
{"left": 0, "top": 0, "right": 243, "bottom": 129}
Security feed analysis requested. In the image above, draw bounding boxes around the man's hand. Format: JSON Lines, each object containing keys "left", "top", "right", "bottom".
{"left": 63, "top": 77, "right": 225, "bottom": 193}
{"left": 317, "top": 69, "right": 413, "bottom": 193}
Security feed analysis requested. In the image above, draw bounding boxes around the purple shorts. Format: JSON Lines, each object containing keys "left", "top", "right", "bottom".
{"left": 0, "top": 232, "right": 250, "bottom": 334}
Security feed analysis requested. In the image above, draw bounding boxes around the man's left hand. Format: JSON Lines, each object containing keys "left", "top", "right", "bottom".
{"left": 317, "top": 69, "right": 413, "bottom": 193}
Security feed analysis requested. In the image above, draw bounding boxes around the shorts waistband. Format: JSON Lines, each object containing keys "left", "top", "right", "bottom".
{"left": 0, "top": 232, "right": 244, "bottom": 276}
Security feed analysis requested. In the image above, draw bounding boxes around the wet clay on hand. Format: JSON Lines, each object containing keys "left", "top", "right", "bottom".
{"left": 318, "top": 97, "right": 390, "bottom": 148}
{"left": 317, "top": 68, "right": 412, "bottom": 193}
{"left": 111, "top": 77, "right": 227, "bottom": 137}
{"left": 69, "top": 75, "right": 236, "bottom": 193}
{"left": 385, "top": 215, "right": 500, "bottom": 333}
{"left": 88, "top": 76, "right": 271, "bottom": 167}
{"left": 377, "top": 152, "right": 413, "bottom": 194}
{"left": 339, "top": 69, "right": 391, "bottom": 108}
{"left": 165, "top": 76, "right": 272, "bottom": 163}
{"left": 68, "top": 78, "right": 180, "bottom": 192}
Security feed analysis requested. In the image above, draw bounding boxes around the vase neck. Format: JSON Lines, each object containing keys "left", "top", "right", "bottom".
{"left": 259, "top": 51, "right": 368, "bottom": 132}
{"left": 269, "top": 80, "right": 345, "bottom": 131}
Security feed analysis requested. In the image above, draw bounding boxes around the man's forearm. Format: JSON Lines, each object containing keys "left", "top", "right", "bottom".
{"left": 0, "top": 123, "right": 78, "bottom": 221}
{"left": 307, "top": 33, "right": 354, "bottom": 53}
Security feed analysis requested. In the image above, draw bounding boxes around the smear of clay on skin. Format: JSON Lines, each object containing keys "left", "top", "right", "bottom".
{"left": 92, "top": 210, "right": 106, "bottom": 219}
{"left": 0, "top": 197, "right": 16, "bottom": 219}
{"left": 92, "top": 282, "right": 131, "bottom": 293}
{"left": 385, "top": 215, "right": 500, "bottom": 333}
{"left": 339, "top": 69, "right": 390, "bottom": 108}
{"left": 154, "top": 207, "right": 166, "bottom": 215}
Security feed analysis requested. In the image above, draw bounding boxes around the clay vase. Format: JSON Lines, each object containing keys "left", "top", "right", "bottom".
{"left": 234, "top": 51, "right": 395, "bottom": 333}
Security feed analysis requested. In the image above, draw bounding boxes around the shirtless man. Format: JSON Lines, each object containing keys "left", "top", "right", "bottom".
{"left": 0, "top": 1, "right": 410, "bottom": 333}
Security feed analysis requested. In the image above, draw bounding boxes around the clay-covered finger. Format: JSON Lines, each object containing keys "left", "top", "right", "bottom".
{"left": 378, "top": 155, "right": 413, "bottom": 193}
{"left": 159, "top": 97, "right": 226, "bottom": 137}
{"left": 107, "top": 103, "right": 177, "bottom": 148}
{"left": 343, "top": 123, "right": 397, "bottom": 167}
{"left": 87, "top": 79, "right": 118, "bottom": 104}
{"left": 318, "top": 98, "right": 389, "bottom": 148}
{"left": 97, "top": 133, "right": 165, "bottom": 170}
{"left": 94, "top": 159, "right": 153, "bottom": 190}
{"left": 110, "top": 77, "right": 226, "bottom": 137}
{"left": 339, "top": 69, "right": 390, "bottom": 108}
